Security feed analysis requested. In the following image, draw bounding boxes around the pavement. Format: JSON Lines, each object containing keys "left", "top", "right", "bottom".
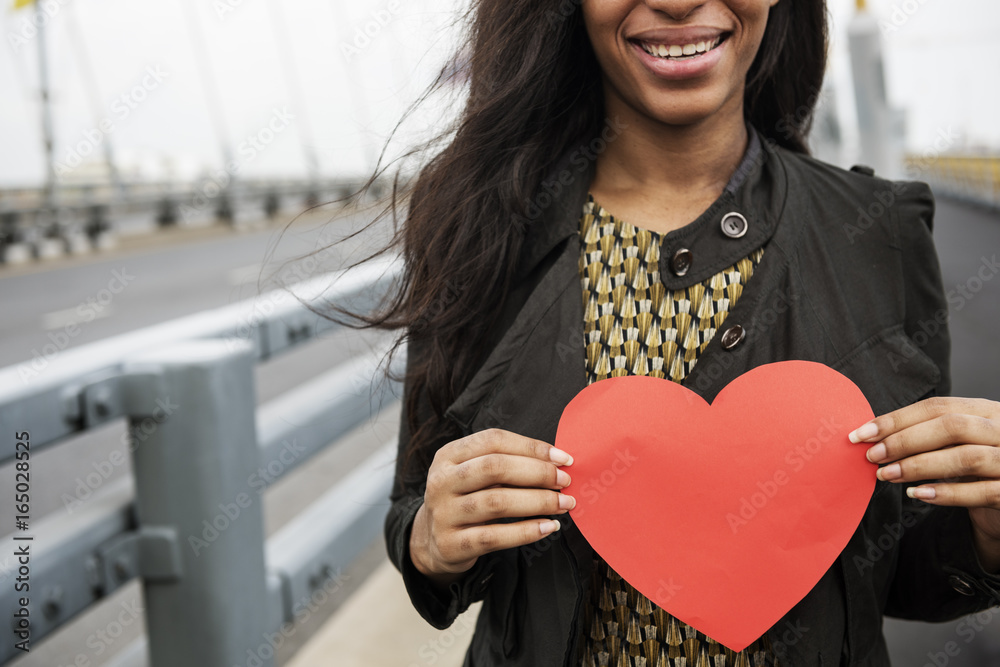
{"left": 285, "top": 561, "right": 479, "bottom": 667}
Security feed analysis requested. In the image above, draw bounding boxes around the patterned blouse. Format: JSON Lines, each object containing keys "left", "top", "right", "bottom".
{"left": 577, "top": 193, "right": 776, "bottom": 667}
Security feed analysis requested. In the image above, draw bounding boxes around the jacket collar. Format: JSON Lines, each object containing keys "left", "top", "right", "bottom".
{"left": 446, "top": 124, "right": 789, "bottom": 429}
{"left": 515, "top": 122, "right": 785, "bottom": 289}
{"left": 513, "top": 138, "right": 597, "bottom": 280}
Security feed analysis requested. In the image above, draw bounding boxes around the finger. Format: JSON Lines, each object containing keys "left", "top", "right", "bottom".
{"left": 450, "top": 452, "right": 570, "bottom": 494}
{"left": 866, "top": 413, "right": 1000, "bottom": 464}
{"left": 445, "top": 519, "right": 562, "bottom": 563}
{"left": 451, "top": 488, "right": 575, "bottom": 525}
{"left": 905, "top": 480, "right": 1000, "bottom": 509}
{"left": 875, "top": 444, "right": 1000, "bottom": 484}
{"left": 849, "top": 396, "right": 999, "bottom": 443}
{"left": 440, "top": 428, "right": 573, "bottom": 467}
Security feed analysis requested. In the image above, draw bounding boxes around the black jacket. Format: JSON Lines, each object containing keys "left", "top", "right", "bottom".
{"left": 385, "top": 126, "right": 1000, "bottom": 666}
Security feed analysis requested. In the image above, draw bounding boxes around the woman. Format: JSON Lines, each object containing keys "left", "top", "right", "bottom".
{"left": 370, "top": 0, "right": 1000, "bottom": 665}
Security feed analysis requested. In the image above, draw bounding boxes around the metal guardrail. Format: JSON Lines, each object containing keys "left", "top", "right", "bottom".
{"left": 0, "top": 256, "right": 402, "bottom": 666}
{"left": 0, "top": 179, "right": 363, "bottom": 214}
{"left": 906, "top": 154, "right": 1000, "bottom": 211}
{"left": 0, "top": 177, "right": 385, "bottom": 262}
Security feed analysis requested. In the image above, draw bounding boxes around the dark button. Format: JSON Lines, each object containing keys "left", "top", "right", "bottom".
{"left": 671, "top": 248, "right": 693, "bottom": 276}
{"left": 850, "top": 164, "right": 875, "bottom": 176}
{"left": 948, "top": 574, "right": 976, "bottom": 596}
{"left": 720, "top": 325, "right": 745, "bottom": 350}
{"left": 720, "top": 212, "right": 748, "bottom": 239}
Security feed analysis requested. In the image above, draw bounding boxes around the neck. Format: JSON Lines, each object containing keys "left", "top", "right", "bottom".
{"left": 592, "top": 88, "right": 749, "bottom": 199}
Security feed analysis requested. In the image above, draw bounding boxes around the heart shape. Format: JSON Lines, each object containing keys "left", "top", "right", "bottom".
{"left": 555, "top": 360, "right": 876, "bottom": 651}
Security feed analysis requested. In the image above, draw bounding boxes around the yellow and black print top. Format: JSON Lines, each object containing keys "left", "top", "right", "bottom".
{"left": 577, "top": 193, "right": 775, "bottom": 667}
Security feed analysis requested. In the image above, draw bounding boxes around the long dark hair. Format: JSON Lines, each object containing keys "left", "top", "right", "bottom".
{"left": 326, "top": 0, "right": 828, "bottom": 481}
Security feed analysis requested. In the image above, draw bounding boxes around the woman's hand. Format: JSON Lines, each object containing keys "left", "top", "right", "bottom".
{"left": 849, "top": 396, "right": 1000, "bottom": 573}
{"left": 409, "top": 429, "right": 576, "bottom": 589}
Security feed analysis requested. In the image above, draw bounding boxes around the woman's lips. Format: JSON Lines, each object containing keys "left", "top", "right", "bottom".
{"left": 629, "top": 33, "right": 730, "bottom": 80}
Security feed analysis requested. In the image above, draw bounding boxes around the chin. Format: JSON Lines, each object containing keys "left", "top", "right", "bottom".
{"left": 640, "top": 93, "right": 733, "bottom": 128}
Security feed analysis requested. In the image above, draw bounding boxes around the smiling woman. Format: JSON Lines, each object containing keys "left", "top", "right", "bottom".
{"left": 330, "top": 0, "right": 1000, "bottom": 665}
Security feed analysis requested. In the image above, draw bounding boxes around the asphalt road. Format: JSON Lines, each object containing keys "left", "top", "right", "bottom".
{"left": 932, "top": 198, "right": 1000, "bottom": 402}
{"left": 0, "top": 193, "right": 998, "bottom": 666}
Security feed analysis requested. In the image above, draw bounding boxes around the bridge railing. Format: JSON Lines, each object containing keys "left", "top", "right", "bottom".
{"left": 0, "top": 177, "right": 388, "bottom": 264}
{"left": 906, "top": 154, "right": 1000, "bottom": 211}
{"left": 0, "top": 256, "right": 403, "bottom": 666}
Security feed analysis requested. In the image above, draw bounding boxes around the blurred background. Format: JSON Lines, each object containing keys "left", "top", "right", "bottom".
{"left": 0, "top": 0, "right": 998, "bottom": 665}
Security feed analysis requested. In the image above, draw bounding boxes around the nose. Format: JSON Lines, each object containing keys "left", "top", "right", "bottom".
{"left": 644, "top": 0, "right": 707, "bottom": 21}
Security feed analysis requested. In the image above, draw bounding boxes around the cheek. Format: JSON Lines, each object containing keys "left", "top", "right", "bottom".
{"left": 728, "top": 0, "right": 777, "bottom": 12}
{"left": 580, "top": 0, "right": 630, "bottom": 54}
{"left": 730, "top": 0, "right": 777, "bottom": 32}
{"left": 732, "top": 3, "right": 777, "bottom": 61}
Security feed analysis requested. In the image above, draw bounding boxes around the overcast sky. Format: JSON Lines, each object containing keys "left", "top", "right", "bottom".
{"left": 0, "top": 0, "right": 997, "bottom": 187}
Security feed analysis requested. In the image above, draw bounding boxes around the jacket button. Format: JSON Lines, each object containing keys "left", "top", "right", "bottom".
{"left": 720, "top": 325, "right": 745, "bottom": 350}
{"left": 721, "top": 212, "right": 748, "bottom": 238}
{"left": 671, "top": 248, "right": 693, "bottom": 276}
{"left": 948, "top": 574, "right": 976, "bottom": 596}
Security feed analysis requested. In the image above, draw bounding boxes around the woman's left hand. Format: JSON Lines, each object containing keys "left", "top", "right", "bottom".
{"left": 848, "top": 396, "right": 1000, "bottom": 574}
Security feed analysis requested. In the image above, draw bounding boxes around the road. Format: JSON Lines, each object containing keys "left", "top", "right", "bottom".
{"left": 932, "top": 198, "right": 1000, "bottom": 402}
{"left": 0, "top": 194, "right": 998, "bottom": 666}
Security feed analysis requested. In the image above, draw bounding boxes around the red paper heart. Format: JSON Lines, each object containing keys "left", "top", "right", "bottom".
{"left": 555, "top": 360, "right": 876, "bottom": 651}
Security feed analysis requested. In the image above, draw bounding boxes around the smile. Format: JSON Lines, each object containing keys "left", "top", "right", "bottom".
{"left": 635, "top": 34, "right": 729, "bottom": 61}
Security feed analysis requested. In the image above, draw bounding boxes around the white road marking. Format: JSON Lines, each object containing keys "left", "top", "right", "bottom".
{"left": 41, "top": 304, "right": 114, "bottom": 330}
{"left": 228, "top": 264, "right": 264, "bottom": 286}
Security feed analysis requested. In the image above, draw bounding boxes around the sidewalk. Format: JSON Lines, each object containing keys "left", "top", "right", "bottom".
{"left": 286, "top": 559, "right": 480, "bottom": 667}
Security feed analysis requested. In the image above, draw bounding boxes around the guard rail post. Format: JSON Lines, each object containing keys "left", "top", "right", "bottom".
{"left": 120, "top": 339, "right": 272, "bottom": 667}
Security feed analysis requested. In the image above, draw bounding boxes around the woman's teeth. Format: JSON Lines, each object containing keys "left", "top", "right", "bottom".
{"left": 640, "top": 36, "right": 724, "bottom": 60}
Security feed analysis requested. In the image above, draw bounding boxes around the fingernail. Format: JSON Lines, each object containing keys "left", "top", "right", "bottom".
{"left": 877, "top": 463, "right": 901, "bottom": 481}
{"left": 559, "top": 494, "right": 576, "bottom": 511}
{"left": 549, "top": 447, "right": 574, "bottom": 466}
{"left": 866, "top": 443, "right": 887, "bottom": 463}
{"left": 849, "top": 422, "right": 879, "bottom": 443}
{"left": 556, "top": 469, "right": 571, "bottom": 487}
{"left": 907, "top": 486, "right": 936, "bottom": 500}
{"left": 539, "top": 520, "right": 561, "bottom": 535}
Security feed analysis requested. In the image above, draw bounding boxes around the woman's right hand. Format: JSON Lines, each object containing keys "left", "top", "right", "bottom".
{"left": 408, "top": 428, "right": 576, "bottom": 588}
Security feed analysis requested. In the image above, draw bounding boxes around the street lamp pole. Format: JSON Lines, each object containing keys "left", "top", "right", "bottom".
{"left": 35, "top": 0, "right": 58, "bottom": 235}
